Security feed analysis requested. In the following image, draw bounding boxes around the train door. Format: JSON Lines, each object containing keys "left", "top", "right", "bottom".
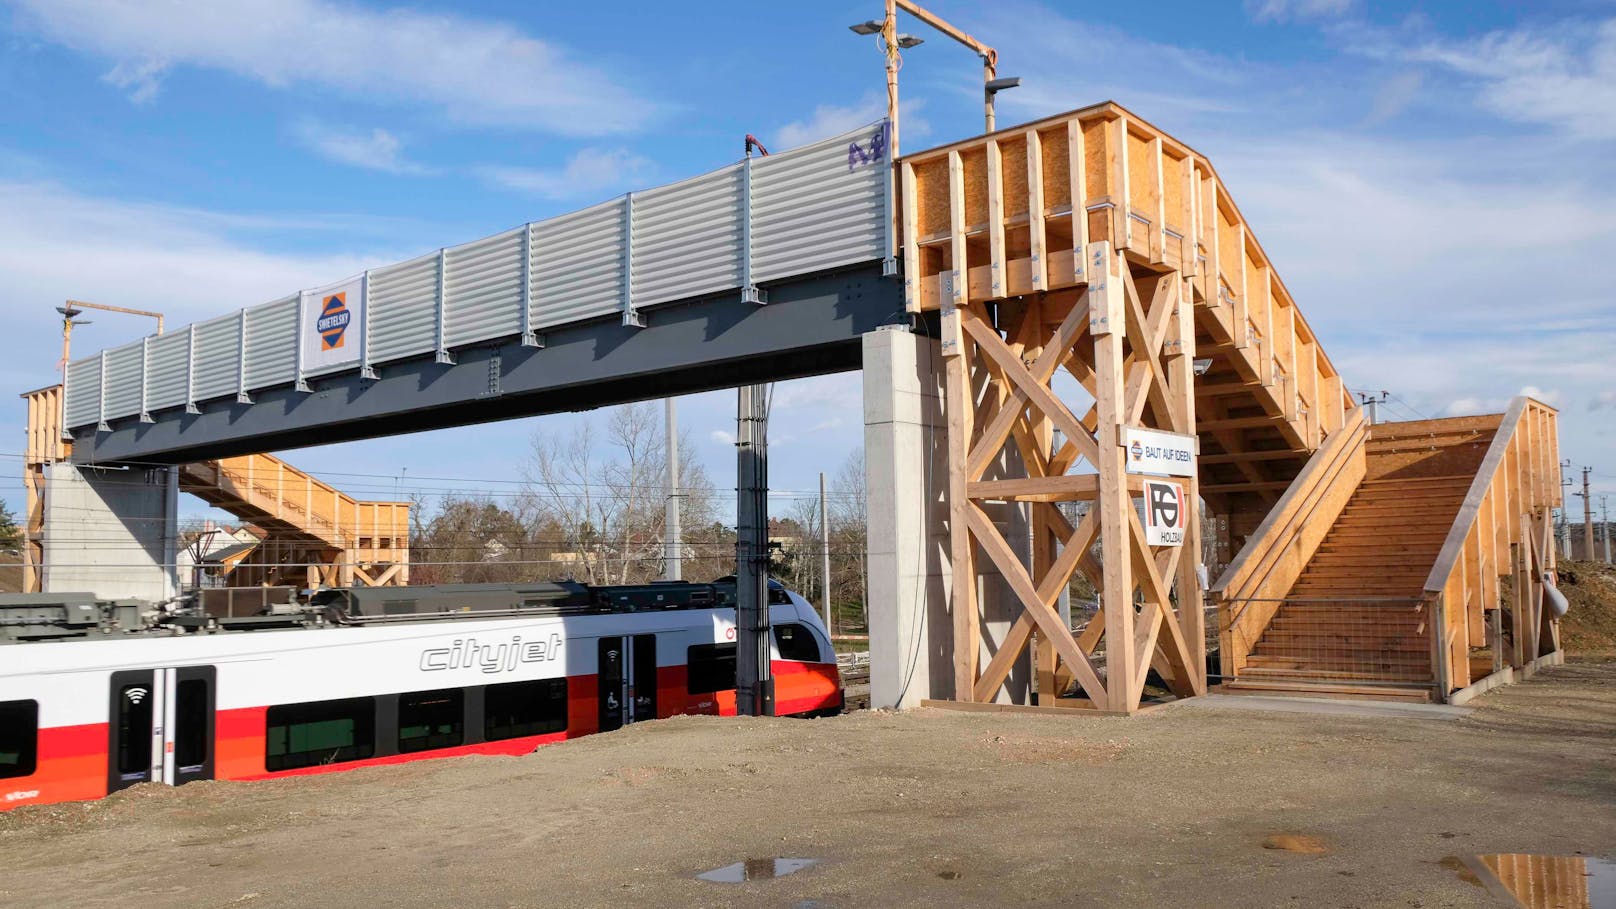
{"left": 107, "top": 666, "right": 216, "bottom": 793}
{"left": 598, "top": 638, "right": 625, "bottom": 733}
{"left": 597, "top": 635, "right": 658, "bottom": 733}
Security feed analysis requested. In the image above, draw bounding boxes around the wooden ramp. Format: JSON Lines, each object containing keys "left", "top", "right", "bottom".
{"left": 1215, "top": 402, "right": 1563, "bottom": 702}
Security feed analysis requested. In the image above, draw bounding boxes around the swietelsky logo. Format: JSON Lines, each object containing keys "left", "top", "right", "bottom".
{"left": 318, "top": 293, "right": 351, "bottom": 351}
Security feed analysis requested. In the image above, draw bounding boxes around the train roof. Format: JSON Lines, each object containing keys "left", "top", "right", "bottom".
{"left": 0, "top": 579, "right": 789, "bottom": 645}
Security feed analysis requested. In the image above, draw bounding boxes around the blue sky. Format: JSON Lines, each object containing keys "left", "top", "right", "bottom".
{"left": 1, "top": 0, "right": 1614, "bottom": 527}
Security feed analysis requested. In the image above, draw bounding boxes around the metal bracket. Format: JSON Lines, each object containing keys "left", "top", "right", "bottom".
{"left": 621, "top": 192, "right": 642, "bottom": 328}
{"left": 741, "top": 285, "right": 766, "bottom": 305}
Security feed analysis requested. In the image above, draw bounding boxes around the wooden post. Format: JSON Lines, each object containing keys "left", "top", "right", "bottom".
{"left": 1092, "top": 243, "right": 1134, "bottom": 712}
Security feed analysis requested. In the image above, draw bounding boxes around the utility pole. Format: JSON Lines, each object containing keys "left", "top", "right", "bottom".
{"left": 1560, "top": 461, "right": 1573, "bottom": 558}
{"left": 734, "top": 384, "right": 773, "bottom": 717}
{"left": 1576, "top": 466, "right": 1595, "bottom": 562}
{"left": 1602, "top": 495, "right": 1611, "bottom": 564}
{"left": 1357, "top": 390, "right": 1388, "bottom": 425}
{"left": 819, "top": 472, "right": 832, "bottom": 633}
{"left": 663, "top": 398, "right": 681, "bottom": 581}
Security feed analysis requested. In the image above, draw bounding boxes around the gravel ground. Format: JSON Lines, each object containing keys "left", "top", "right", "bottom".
{"left": 2, "top": 658, "right": 1612, "bottom": 909}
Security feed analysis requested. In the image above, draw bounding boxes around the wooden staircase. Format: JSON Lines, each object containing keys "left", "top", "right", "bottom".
{"left": 1221, "top": 421, "right": 1498, "bottom": 701}
{"left": 177, "top": 454, "right": 410, "bottom": 587}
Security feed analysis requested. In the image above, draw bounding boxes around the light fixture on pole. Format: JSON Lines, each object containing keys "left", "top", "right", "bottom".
{"left": 847, "top": 1, "right": 1014, "bottom": 139}
{"left": 984, "top": 75, "right": 1021, "bottom": 131}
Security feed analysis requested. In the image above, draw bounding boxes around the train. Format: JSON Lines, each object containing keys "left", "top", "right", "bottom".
{"left": 0, "top": 578, "right": 843, "bottom": 811}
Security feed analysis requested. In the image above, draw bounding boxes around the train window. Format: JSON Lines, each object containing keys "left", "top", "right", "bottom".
{"left": 265, "top": 697, "right": 375, "bottom": 772}
{"left": 773, "top": 623, "right": 822, "bottom": 662}
{"left": 0, "top": 699, "right": 38, "bottom": 779}
{"left": 173, "top": 679, "right": 210, "bottom": 770}
{"left": 484, "top": 678, "right": 568, "bottom": 741}
{"left": 687, "top": 643, "right": 737, "bottom": 694}
{"left": 398, "top": 689, "right": 464, "bottom": 753}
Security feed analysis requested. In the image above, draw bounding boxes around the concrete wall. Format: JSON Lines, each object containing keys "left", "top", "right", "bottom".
{"left": 44, "top": 462, "right": 178, "bottom": 600}
{"left": 864, "top": 326, "right": 1029, "bottom": 709}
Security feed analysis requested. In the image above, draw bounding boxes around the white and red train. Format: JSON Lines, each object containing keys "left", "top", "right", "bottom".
{"left": 0, "top": 579, "right": 842, "bottom": 811}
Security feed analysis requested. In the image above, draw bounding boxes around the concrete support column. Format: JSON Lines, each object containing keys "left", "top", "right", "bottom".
{"left": 865, "top": 326, "right": 949, "bottom": 709}
{"left": 43, "top": 463, "right": 179, "bottom": 600}
{"left": 864, "top": 326, "right": 1029, "bottom": 709}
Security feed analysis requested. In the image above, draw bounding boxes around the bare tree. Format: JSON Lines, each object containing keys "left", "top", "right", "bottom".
{"left": 828, "top": 447, "right": 868, "bottom": 629}
{"left": 521, "top": 402, "right": 719, "bottom": 585}
{"left": 409, "top": 495, "right": 532, "bottom": 585}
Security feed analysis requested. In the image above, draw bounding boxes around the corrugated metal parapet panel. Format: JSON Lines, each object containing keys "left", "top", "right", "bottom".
{"left": 444, "top": 227, "right": 524, "bottom": 348}
{"left": 56, "top": 121, "right": 895, "bottom": 432}
{"left": 632, "top": 165, "right": 744, "bottom": 307}
{"left": 102, "top": 342, "right": 144, "bottom": 421}
{"left": 751, "top": 121, "right": 888, "bottom": 283}
{"left": 191, "top": 314, "right": 238, "bottom": 402}
{"left": 530, "top": 199, "right": 624, "bottom": 331}
{"left": 245, "top": 296, "right": 298, "bottom": 388}
{"left": 368, "top": 253, "right": 440, "bottom": 365}
{"left": 63, "top": 358, "right": 100, "bottom": 429}
{"left": 145, "top": 332, "right": 190, "bottom": 412}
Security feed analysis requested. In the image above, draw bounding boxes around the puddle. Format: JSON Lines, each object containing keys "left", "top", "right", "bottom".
{"left": 1443, "top": 854, "right": 1616, "bottom": 908}
{"left": 1437, "top": 856, "right": 1482, "bottom": 887}
{"left": 1261, "top": 833, "right": 1331, "bottom": 855}
{"left": 697, "top": 858, "right": 819, "bottom": 883}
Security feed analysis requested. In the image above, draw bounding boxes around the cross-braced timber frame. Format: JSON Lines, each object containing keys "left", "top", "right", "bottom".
{"left": 898, "top": 101, "right": 1352, "bottom": 713}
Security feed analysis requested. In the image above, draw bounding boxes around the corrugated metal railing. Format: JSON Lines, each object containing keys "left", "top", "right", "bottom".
{"left": 63, "top": 121, "right": 892, "bottom": 432}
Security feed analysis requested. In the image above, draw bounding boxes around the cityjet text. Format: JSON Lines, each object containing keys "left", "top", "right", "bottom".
{"left": 419, "top": 633, "right": 564, "bottom": 674}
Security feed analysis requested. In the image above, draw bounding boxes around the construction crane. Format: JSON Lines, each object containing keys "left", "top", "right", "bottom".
{"left": 56, "top": 299, "right": 165, "bottom": 376}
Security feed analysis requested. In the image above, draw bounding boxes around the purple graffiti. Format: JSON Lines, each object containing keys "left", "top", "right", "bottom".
{"left": 847, "top": 125, "right": 888, "bottom": 171}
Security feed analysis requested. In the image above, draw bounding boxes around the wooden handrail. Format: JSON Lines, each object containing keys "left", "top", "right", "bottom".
{"left": 1417, "top": 395, "right": 1560, "bottom": 698}
{"left": 1212, "top": 405, "right": 1369, "bottom": 675}
{"left": 1423, "top": 396, "right": 1529, "bottom": 595}
{"left": 1213, "top": 405, "right": 1367, "bottom": 600}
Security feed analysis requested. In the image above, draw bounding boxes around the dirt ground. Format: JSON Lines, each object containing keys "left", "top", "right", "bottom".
{"left": 3, "top": 660, "right": 1614, "bottom": 908}
{"left": 1559, "top": 560, "right": 1616, "bottom": 657}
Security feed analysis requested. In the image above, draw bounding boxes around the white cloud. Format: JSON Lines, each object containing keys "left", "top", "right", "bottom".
{"left": 102, "top": 56, "right": 167, "bottom": 103}
{"left": 294, "top": 122, "right": 433, "bottom": 175}
{"left": 1392, "top": 19, "right": 1616, "bottom": 140}
{"left": 709, "top": 430, "right": 735, "bottom": 446}
{"left": 1246, "top": 0, "right": 1356, "bottom": 23}
{"left": 1591, "top": 391, "right": 1616, "bottom": 412}
{"left": 475, "top": 147, "right": 656, "bottom": 200}
{"left": 1363, "top": 70, "right": 1423, "bottom": 124}
{"left": 8, "top": 0, "right": 656, "bottom": 134}
{"left": 0, "top": 179, "right": 399, "bottom": 367}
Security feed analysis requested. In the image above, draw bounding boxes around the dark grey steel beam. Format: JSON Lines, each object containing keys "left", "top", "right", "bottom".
{"left": 72, "top": 264, "right": 904, "bottom": 465}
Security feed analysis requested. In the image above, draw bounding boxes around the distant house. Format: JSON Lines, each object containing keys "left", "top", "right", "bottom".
{"left": 177, "top": 521, "right": 264, "bottom": 586}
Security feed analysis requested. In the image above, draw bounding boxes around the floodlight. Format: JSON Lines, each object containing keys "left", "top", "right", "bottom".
{"left": 849, "top": 20, "right": 882, "bottom": 35}
{"left": 56, "top": 305, "right": 81, "bottom": 319}
{"left": 1192, "top": 358, "right": 1215, "bottom": 376}
{"left": 896, "top": 33, "right": 925, "bottom": 48}
{"left": 985, "top": 76, "right": 1022, "bottom": 94}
